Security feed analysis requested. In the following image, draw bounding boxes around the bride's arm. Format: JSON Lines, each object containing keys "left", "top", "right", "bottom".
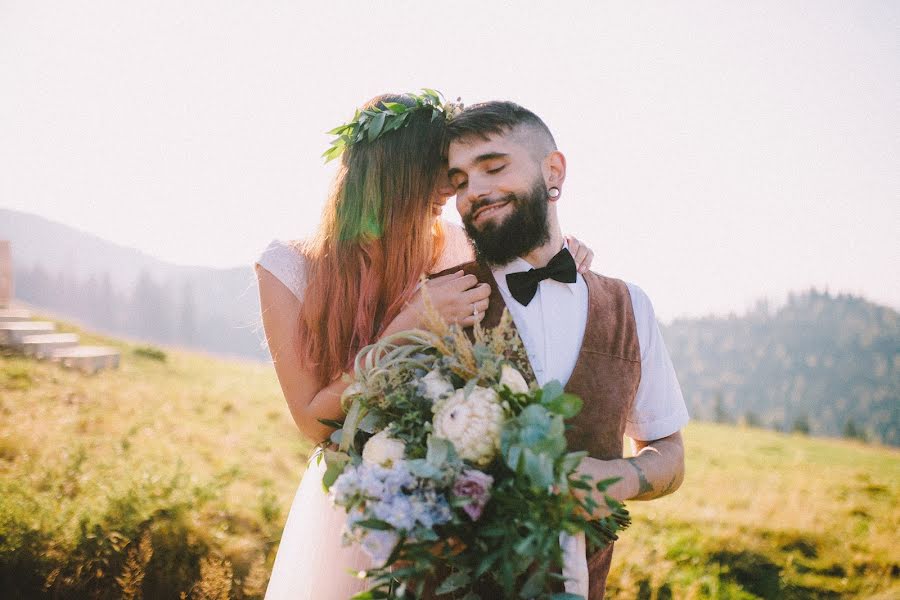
{"left": 256, "top": 265, "right": 347, "bottom": 443}
{"left": 257, "top": 265, "right": 490, "bottom": 444}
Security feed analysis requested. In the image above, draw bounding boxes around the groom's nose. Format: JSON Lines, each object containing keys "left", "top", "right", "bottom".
{"left": 462, "top": 174, "right": 492, "bottom": 205}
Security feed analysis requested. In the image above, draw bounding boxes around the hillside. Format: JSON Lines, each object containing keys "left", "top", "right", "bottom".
{"left": 664, "top": 290, "right": 899, "bottom": 446}
{"left": 1, "top": 322, "right": 898, "bottom": 599}
{"left": 1, "top": 208, "right": 266, "bottom": 360}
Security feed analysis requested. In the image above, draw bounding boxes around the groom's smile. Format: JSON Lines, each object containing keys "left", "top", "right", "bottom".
{"left": 470, "top": 198, "right": 513, "bottom": 227}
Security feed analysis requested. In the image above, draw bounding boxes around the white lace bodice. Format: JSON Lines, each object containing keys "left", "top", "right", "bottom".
{"left": 255, "top": 220, "right": 474, "bottom": 300}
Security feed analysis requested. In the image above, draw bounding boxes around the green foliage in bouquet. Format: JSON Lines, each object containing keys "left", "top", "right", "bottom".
{"left": 319, "top": 305, "right": 630, "bottom": 599}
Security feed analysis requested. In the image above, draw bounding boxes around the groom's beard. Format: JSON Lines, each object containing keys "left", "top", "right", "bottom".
{"left": 462, "top": 180, "right": 551, "bottom": 266}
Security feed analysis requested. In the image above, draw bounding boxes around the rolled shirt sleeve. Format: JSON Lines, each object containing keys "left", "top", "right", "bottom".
{"left": 624, "top": 283, "right": 690, "bottom": 441}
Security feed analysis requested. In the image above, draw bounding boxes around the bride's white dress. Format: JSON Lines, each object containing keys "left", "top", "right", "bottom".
{"left": 257, "top": 222, "right": 588, "bottom": 599}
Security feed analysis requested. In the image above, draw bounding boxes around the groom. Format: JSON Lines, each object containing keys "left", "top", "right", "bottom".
{"left": 441, "top": 101, "right": 689, "bottom": 599}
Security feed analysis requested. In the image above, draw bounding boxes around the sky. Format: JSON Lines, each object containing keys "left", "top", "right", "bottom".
{"left": 1, "top": 1, "right": 898, "bottom": 321}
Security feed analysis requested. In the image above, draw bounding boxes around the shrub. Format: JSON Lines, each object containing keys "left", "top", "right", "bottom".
{"left": 133, "top": 346, "right": 167, "bottom": 362}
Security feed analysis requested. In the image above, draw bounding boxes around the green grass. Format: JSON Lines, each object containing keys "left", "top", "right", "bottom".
{"left": 609, "top": 423, "right": 900, "bottom": 599}
{"left": 1, "top": 320, "right": 898, "bottom": 598}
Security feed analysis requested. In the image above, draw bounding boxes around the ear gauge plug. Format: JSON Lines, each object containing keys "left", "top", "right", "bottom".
{"left": 548, "top": 187, "right": 560, "bottom": 199}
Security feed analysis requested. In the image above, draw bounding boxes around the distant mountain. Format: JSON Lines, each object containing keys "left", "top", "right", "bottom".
{"left": 663, "top": 290, "right": 899, "bottom": 445}
{"left": 1, "top": 208, "right": 266, "bottom": 360}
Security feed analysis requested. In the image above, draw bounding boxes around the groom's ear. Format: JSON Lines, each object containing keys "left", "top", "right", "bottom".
{"left": 542, "top": 151, "right": 567, "bottom": 196}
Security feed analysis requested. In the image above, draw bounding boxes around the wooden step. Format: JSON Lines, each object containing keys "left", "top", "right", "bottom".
{"left": 0, "top": 321, "right": 56, "bottom": 347}
{"left": 0, "top": 309, "right": 33, "bottom": 322}
{"left": 21, "top": 333, "right": 80, "bottom": 358}
{"left": 52, "top": 346, "right": 120, "bottom": 374}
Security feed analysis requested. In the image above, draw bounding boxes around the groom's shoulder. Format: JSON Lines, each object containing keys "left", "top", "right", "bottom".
{"left": 582, "top": 269, "right": 630, "bottom": 293}
{"left": 582, "top": 270, "right": 647, "bottom": 312}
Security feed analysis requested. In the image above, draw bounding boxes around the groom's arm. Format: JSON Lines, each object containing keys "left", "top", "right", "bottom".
{"left": 575, "top": 431, "right": 685, "bottom": 517}
{"left": 573, "top": 282, "right": 688, "bottom": 516}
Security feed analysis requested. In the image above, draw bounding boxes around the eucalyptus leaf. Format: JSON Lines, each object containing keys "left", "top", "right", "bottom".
{"left": 514, "top": 533, "right": 537, "bottom": 555}
{"left": 321, "top": 450, "right": 350, "bottom": 490}
{"left": 406, "top": 458, "right": 440, "bottom": 479}
{"left": 355, "top": 518, "right": 393, "bottom": 531}
{"left": 540, "top": 380, "right": 564, "bottom": 403}
{"left": 329, "top": 428, "right": 343, "bottom": 445}
{"left": 504, "top": 444, "right": 523, "bottom": 472}
{"left": 327, "top": 123, "right": 351, "bottom": 135}
{"left": 356, "top": 411, "right": 383, "bottom": 434}
{"left": 475, "top": 549, "right": 503, "bottom": 577}
{"left": 435, "top": 570, "right": 471, "bottom": 595}
{"left": 426, "top": 435, "right": 450, "bottom": 467}
{"left": 367, "top": 111, "right": 387, "bottom": 141}
{"left": 519, "top": 564, "right": 548, "bottom": 598}
{"left": 382, "top": 102, "right": 407, "bottom": 113}
{"left": 340, "top": 401, "right": 366, "bottom": 452}
{"left": 522, "top": 447, "right": 555, "bottom": 490}
{"left": 542, "top": 393, "right": 583, "bottom": 419}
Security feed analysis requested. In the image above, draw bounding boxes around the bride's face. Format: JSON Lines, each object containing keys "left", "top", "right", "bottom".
{"left": 430, "top": 165, "right": 456, "bottom": 218}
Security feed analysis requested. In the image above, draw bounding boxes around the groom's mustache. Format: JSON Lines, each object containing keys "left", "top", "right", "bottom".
{"left": 467, "top": 193, "right": 517, "bottom": 221}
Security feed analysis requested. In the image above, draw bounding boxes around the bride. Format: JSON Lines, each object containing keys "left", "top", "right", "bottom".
{"left": 255, "top": 92, "right": 593, "bottom": 599}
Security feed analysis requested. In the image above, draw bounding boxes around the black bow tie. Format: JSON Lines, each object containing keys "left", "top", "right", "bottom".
{"left": 505, "top": 248, "right": 578, "bottom": 306}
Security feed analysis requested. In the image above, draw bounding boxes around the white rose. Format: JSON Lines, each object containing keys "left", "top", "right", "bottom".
{"left": 432, "top": 387, "right": 504, "bottom": 466}
{"left": 362, "top": 430, "right": 406, "bottom": 467}
{"left": 499, "top": 365, "right": 529, "bottom": 394}
{"left": 421, "top": 369, "right": 454, "bottom": 402}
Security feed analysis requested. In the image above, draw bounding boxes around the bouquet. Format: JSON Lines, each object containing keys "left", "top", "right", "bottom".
{"left": 320, "top": 307, "right": 630, "bottom": 599}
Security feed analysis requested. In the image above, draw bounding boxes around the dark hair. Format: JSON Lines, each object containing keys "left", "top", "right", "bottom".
{"left": 446, "top": 101, "right": 556, "bottom": 149}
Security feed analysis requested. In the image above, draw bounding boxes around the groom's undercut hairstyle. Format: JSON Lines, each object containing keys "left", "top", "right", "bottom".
{"left": 446, "top": 101, "right": 557, "bottom": 162}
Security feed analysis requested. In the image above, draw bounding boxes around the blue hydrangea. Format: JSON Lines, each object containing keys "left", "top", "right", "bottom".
{"left": 331, "top": 461, "right": 415, "bottom": 507}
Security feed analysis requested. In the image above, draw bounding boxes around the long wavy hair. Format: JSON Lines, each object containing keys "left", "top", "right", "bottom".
{"left": 298, "top": 94, "right": 447, "bottom": 385}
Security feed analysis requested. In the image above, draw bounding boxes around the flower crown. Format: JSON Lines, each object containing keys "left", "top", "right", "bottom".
{"left": 323, "top": 89, "right": 463, "bottom": 162}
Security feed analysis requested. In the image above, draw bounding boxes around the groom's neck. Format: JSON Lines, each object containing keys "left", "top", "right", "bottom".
{"left": 520, "top": 225, "right": 564, "bottom": 269}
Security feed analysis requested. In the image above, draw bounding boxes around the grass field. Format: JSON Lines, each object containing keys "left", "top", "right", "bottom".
{"left": 1, "top": 321, "right": 898, "bottom": 598}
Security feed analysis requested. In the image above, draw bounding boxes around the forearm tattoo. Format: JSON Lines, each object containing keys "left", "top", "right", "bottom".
{"left": 660, "top": 474, "right": 679, "bottom": 495}
{"left": 626, "top": 458, "right": 653, "bottom": 498}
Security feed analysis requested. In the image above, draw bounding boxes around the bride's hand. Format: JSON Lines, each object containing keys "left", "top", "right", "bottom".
{"left": 407, "top": 271, "right": 491, "bottom": 327}
{"left": 566, "top": 235, "right": 595, "bottom": 274}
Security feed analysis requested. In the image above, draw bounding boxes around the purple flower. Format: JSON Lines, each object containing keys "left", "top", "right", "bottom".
{"left": 453, "top": 469, "right": 494, "bottom": 521}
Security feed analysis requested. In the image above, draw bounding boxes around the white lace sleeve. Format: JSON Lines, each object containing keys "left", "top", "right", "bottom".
{"left": 255, "top": 240, "right": 307, "bottom": 301}
{"left": 432, "top": 220, "right": 475, "bottom": 273}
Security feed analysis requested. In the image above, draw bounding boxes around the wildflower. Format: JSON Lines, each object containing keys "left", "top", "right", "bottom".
{"left": 453, "top": 469, "right": 494, "bottom": 521}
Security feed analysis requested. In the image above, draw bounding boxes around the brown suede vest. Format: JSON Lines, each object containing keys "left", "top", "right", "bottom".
{"left": 431, "top": 260, "right": 642, "bottom": 599}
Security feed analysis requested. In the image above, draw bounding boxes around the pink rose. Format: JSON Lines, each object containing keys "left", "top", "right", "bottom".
{"left": 453, "top": 469, "right": 494, "bottom": 521}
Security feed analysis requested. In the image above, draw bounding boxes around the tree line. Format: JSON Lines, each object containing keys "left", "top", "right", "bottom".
{"left": 14, "top": 263, "right": 268, "bottom": 360}
{"left": 663, "top": 289, "right": 899, "bottom": 446}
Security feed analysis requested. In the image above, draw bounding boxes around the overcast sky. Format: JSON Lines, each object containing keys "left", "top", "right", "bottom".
{"left": 1, "top": 1, "right": 897, "bottom": 320}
